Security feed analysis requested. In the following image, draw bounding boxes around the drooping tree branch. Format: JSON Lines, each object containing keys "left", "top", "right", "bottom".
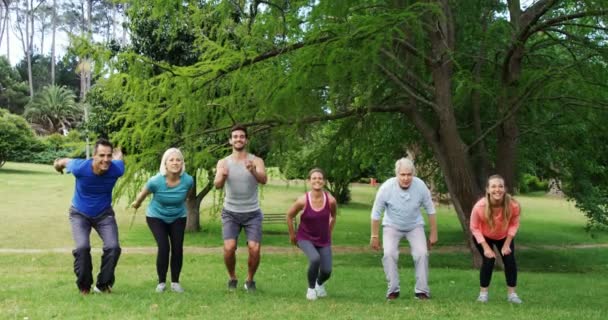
{"left": 377, "top": 62, "right": 439, "bottom": 111}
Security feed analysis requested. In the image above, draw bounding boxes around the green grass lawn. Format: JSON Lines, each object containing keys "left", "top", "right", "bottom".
{"left": 1, "top": 162, "right": 607, "bottom": 319}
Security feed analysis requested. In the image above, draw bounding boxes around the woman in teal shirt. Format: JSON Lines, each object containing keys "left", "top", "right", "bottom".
{"left": 132, "top": 148, "right": 194, "bottom": 293}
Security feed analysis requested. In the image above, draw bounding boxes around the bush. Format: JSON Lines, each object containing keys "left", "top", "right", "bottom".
{"left": 519, "top": 173, "right": 549, "bottom": 194}
{"left": 0, "top": 109, "right": 44, "bottom": 167}
{"left": 27, "top": 131, "right": 87, "bottom": 164}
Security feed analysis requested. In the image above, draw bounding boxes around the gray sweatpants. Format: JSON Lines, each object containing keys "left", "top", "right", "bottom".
{"left": 297, "top": 240, "right": 332, "bottom": 289}
{"left": 382, "top": 225, "right": 429, "bottom": 296}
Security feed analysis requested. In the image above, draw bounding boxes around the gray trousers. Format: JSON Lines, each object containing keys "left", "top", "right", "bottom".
{"left": 297, "top": 240, "right": 332, "bottom": 289}
{"left": 382, "top": 225, "right": 429, "bottom": 296}
{"left": 69, "top": 207, "right": 121, "bottom": 290}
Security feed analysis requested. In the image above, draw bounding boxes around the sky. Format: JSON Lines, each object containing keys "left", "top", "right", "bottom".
{"left": 1, "top": 0, "right": 536, "bottom": 66}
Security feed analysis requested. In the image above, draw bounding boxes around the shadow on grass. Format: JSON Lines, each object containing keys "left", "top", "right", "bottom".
{"left": 0, "top": 167, "right": 53, "bottom": 175}
{"left": 336, "top": 247, "right": 608, "bottom": 274}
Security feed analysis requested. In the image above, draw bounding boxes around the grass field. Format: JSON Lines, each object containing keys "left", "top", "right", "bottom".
{"left": 1, "top": 162, "right": 607, "bottom": 319}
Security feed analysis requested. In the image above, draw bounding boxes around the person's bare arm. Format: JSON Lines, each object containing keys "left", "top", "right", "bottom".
{"left": 286, "top": 196, "right": 306, "bottom": 245}
{"left": 131, "top": 187, "right": 151, "bottom": 209}
{"left": 328, "top": 194, "right": 337, "bottom": 233}
{"left": 246, "top": 157, "right": 267, "bottom": 184}
{"left": 53, "top": 158, "right": 71, "bottom": 174}
{"left": 370, "top": 219, "right": 381, "bottom": 250}
{"left": 428, "top": 214, "right": 438, "bottom": 249}
{"left": 214, "top": 159, "right": 229, "bottom": 189}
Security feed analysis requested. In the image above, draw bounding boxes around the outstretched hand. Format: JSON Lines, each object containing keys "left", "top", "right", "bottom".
{"left": 53, "top": 158, "right": 64, "bottom": 174}
{"left": 112, "top": 147, "right": 123, "bottom": 160}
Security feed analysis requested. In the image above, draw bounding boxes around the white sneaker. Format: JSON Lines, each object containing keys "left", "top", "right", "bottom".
{"left": 477, "top": 293, "right": 488, "bottom": 303}
{"left": 306, "top": 288, "right": 317, "bottom": 301}
{"left": 155, "top": 283, "right": 166, "bottom": 293}
{"left": 171, "top": 282, "right": 184, "bottom": 293}
{"left": 507, "top": 293, "right": 522, "bottom": 304}
{"left": 315, "top": 282, "right": 327, "bottom": 298}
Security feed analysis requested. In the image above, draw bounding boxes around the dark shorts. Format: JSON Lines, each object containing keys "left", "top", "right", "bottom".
{"left": 221, "top": 208, "right": 263, "bottom": 243}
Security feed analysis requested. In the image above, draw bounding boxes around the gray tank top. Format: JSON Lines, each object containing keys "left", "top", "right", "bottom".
{"left": 223, "top": 154, "right": 260, "bottom": 213}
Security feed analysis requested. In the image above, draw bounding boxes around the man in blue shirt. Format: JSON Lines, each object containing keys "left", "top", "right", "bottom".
{"left": 370, "top": 158, "right": 438, "bottom": 300}
{"left": 54, "top": 138, "right": 124, "bottom": 295}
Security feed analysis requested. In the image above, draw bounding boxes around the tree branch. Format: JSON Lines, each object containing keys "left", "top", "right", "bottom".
{"left": 178, "top": 105, "right": 407, "bottom": 143}
{"left": 528, "top": 10, "right": 608, "bottom": 36}
{"left": 376, "top": 62, "right": 439, "bottom": 112}
{"left": 379, "top": 47, "right": 435, "bottom": 94}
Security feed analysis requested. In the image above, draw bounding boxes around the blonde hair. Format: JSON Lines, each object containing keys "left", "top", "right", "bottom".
{"left": 159, "top": 148, "right": 186, "bottom": 176}
{"left": 483, "top": 174, "right": 514, "bottom": 230}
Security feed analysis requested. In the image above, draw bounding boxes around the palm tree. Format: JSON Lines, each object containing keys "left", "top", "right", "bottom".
{"left": 24, "top": 85, "right": 82, "bottom": 135}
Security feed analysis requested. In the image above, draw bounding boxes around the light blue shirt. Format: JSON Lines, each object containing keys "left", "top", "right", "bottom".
{"left": 371, "top": 177, "right": 435, "bottom": 231}
{"left": 145, "top": 173, "right": 194, "bottom": 223}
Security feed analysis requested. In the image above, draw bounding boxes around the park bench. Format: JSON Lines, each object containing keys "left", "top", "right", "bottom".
{"left": 263, "top": 213, "right": 297, "bottom": 229}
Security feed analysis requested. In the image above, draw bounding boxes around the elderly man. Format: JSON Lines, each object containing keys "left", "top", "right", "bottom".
{"left": 370, "top": 158, "right": 438, "bottom": 300}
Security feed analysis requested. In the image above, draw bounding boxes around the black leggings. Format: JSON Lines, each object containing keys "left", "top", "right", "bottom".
{"left": 146, "top": 217, "right": 187, "bottom": 283}
{"left": 473, "top": 237, "right": 517, "bottom": 287}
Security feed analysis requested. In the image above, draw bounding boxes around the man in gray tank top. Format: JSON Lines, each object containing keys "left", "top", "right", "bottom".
{"left": 214, "top": 124, "right": 267, "bottom": 292}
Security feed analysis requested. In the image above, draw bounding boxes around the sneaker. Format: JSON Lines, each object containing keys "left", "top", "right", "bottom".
{"left": 306, "top": 288, "right": 317, "bottom": 301}
{"left": 227, "top": 279, "right": 238, "bottom": 291}
{"left": 93, "top": 285, "right": 112, "bottom": 294}
{"left": 171, "top": 282, "right": 184, "bottom": 293}
{"left": 414, "top": 292, "right": 430, "bottom": 300}
{"left": 507, "top": 293, "right": 523, "bottom": 304}
{"left": 155, "top": 283, "right": 166, "bottom": 293}
{"left": 244, "top": 280, "right": 257, "bottom": 292}
{"left": 386, "top": 291, "right": 400, "bottom": 300}
{"left": 79, "top": 288, "right": 90, "bottom": 295}
{"left": 314, "top": 282, "right": 327, "bottom": 298}
{"left": 477, "top": 293, "right": 488, "bottom": 303}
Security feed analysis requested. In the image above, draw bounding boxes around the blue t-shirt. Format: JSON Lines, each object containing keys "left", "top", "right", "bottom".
{"left": 145, "top": 173, "right": 194, "bottom": 223}
{"left": 67, "top": 159, "right": 125, "bottom": 217}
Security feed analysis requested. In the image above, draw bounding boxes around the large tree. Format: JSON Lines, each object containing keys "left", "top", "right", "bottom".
{"left": 101, "top": 0, "right": 608, "bottom": 258}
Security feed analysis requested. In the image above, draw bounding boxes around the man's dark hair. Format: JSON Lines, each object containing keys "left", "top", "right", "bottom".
{"left": 230, "top": 124, "right": 248, "bottom": 138}
{"left": 94, "top": 138, "right": 114, "bottom": 154}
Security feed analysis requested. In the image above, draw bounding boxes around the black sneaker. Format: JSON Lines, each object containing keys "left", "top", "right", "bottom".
{"left": 415, "top": 292, "right": 430, "bottom": 300}
{"left": 244, "top": 280, "right": 257, "bottom": 292}
{"left": 227, "top": 279, "right": 238, "bottom": 291}
{"left": 386, "top": 291, "right": 400, "bottom": 300}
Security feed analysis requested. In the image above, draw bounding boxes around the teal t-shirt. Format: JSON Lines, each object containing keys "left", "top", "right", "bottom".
{"left": 145, "top": 173, "right": 194, "bottom": 223}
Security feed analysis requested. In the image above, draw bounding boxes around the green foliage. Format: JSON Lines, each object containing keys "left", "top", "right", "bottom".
{"left": 97, "top": 0, "right": 608, "bottom": 230}
{"left": 82, "top": 84, "right": 125, "bottom": 138}
{"left": 15, "top": 54, "right": 53, "bottom": 93}
{"left": 0, "top": 110, "right": 44, "bottom": 167}
{"left": 518, "top": 174, "right": 549, "bottom": 194}
{"left": 0, "top": 56, "right": 29, "bottom": 114}
{"left": 24, "top": 85, "right": 82, "bottom": 135}
{"left": 27, "top": 131, "right": 87, "bottom": 165}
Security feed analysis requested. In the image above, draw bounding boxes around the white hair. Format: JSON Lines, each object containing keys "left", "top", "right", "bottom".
{"left": 159, "top": 148, "right": 186, "bottom": 176}
{"left": 395, "top": 157, "right": 416, "bottom": 176}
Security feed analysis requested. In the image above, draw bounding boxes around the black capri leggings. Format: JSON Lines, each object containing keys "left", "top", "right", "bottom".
{"left": 146, "top": 217, "right": 187, "bottom": 283}
{"left": 473, "top": 237, "right": 517, "bottom": 288}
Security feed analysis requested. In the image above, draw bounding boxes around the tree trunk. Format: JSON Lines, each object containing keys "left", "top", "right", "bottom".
{"left": 422, "top": 0, "right": 483, "bottom": 267}
{"left": 26, "top": 0, "right": 34, "bottom": 98}
{"left": 186, "top": 170, "right": 215, "bottom": 232}
{"left": 185, "top": 189, "right": 201, "bottom": 232}
{"left": 50, "top": 0, "right": 55, "bottom": 85}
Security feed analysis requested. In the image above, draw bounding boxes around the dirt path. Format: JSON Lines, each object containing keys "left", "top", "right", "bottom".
{"left": 2, "top": 243, "right": 608, "bottom": 255}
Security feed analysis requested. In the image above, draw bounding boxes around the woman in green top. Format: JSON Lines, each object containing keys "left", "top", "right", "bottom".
{"left": 132, "top": 148, "right": 194, "bottom": 293}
